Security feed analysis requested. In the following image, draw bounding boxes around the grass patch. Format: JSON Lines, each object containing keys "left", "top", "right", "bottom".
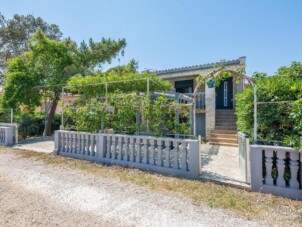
{"left": 2, "top": 148, "right": 302, "bottom": 225}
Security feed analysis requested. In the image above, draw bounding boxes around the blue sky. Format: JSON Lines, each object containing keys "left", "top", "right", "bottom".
{"left": 1, "top": 0, "right": 302, "bottom": 75}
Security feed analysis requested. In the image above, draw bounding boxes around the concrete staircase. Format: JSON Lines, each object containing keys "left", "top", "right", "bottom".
{"left": 209, "top": 110, "right": 238, "bottom": 147}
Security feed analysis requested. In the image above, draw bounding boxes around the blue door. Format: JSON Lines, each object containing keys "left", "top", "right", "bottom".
{"left": 215, "top": 77, "right": 233, "bottom": 109}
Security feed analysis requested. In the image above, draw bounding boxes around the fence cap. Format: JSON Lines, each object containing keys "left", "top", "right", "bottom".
{"left": 250, "top": 144, "right": 299, "bottom": 152}
{"left": 56, "top": 130, "right": 198, "bottom": 143}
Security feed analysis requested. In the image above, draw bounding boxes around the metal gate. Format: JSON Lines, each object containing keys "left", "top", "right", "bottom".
{"left": 238, "top": 132, "right": 250, "bottom": 183}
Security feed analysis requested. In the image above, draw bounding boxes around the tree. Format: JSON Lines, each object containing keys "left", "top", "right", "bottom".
{"left": 65, "top": 37, "right": 126, "bottom": 75}
{"left": 251, "top": 71, "right": 267, "bottom": 80}
{"left": 106, "top": 59, "right": 138, "bottom": 75}
{"left": 276, "top": 61, "right": 302, "bottom": 80}
{"left": 0, "top": 13, "right": 62, "bottom": 79}
{"left": 2, "top": 30, "right": 127, "bottom": 136}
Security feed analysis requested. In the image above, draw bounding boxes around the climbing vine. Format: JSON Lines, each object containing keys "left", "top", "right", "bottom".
{"left": 195, "top": 65, "right": 247, "bottom": 90}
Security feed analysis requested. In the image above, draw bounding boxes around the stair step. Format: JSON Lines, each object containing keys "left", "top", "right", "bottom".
{"left": 209, "top": 133, "right": 237, "bottom": 139}
{"left": 211, "top": 129, "right": 237, "bottom": 134}
{"left": 209, "top": 138, "right": 238, "bottom": 144}
{"left": 216, "top": 122, "right": 237, "bottom": 126}
{"left": 209, "top": 142, "right": 238, "bottom": 147}
{"left": 216, "top": 115, "right": 236, "bottom": 118}
{"left": 215, "top": 126, "right": 237, "bottom": 130}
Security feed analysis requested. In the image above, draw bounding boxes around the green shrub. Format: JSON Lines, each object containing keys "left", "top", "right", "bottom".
{"left": 236, "top": 75, "right": 302, "bottom": 148}
{"left": 18, "top": 114, "right": 39, "bottom": 139}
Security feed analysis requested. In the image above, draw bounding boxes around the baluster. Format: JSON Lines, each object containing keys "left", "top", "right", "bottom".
{"left": 83, "top": 133, "right": 87, "bottom": 155}
{"left": 60, "top": 132, "right": 63, "bottom": 151}
{"left": 264, "top": 149, "right": 274, "bottom": 185}
{"left": 74, "top": 133, "right": 78, "bottom": 154}
{"left": 88, "top": 133, "right": 91, "bottom": 156}
{"left": 71, "top": 132, "right": 75, "bottom": 153}
{"left": 67, "top": 132, "right": 71, "bottom": 152}
{"left": 123, "top": 136, "right": 129, "bottom": 162}
{"left": 181, "top": 142, "right": 188, "bottom": 170}
{"left": 164, "top": 140, "right": 170, "bottom": 168}
{"left": 142, "top": 138, "right": 148, "bottom": 164}
{"left": 129, "top": 137, "right": 135, "bottom": 162}
{"left": 157, "top": 140, "right": 163, "bottom": 166}
{"left": 69, "top": 132, "right": 72, "bottom": 153}
{"left": 91, "top": 134, "right": 95, "bottom": 156}
{"left": 289, "top": 151, "right": 300, "bottom": 189}
{"left": 136, "top": 137, "right": 141, "bottom": 163}
{"left": 276, "top": 151, "right": 286, "bottom": 187}
{"left": 112, "top": 135, "right": 117, "bottom": 160}
{"left": 149, "top": 139, "right": 155, "bottom": 165}
{"left": 81, "top": 133, "right": 85, "bottom": 155}
{"left": 63, "top": 132, "right": 66, "bottom": 152}
{"left": 117, "top": 136, "right": 122, "bottom": 160}
{"left": 173, "top": 141, "right": 179, "bottom": 169}
{"left": 106, "top": 135, "right": 111, "bottom": 159}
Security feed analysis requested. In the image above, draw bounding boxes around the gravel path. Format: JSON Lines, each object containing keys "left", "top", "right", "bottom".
{"left": 0, "top": 149, "right": 264, "bottom": 226}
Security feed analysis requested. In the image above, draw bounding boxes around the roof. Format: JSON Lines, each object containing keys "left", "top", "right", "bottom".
{"left": 154, "top": 57, "right": 246, "bottom": 75}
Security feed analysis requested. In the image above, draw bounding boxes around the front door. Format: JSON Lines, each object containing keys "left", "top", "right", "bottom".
{"left": 215, "top": 77, "right": 233, "bottom": 109}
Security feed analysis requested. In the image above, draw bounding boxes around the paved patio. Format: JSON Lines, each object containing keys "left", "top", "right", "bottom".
{"left": 200, "top": 144, "right": 248, "bottom": 187}
{"left": 13, "top": 136, "right": 54, "bottom": 153}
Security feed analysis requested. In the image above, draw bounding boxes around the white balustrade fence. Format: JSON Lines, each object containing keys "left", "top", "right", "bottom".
{"left": 0, "top": 123, "right": 18, "bottom": 144}
{"left": 250, "top": 145, "right": 302, "bottom": 200}
{"left": 54, "top": 130, "right": 201, "bottom": 179}
{"left": 0, "top": 126, "right": 13, "bottom": 146}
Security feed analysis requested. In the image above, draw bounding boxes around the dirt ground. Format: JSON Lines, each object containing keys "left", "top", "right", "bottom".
{"left": 0, "top": 148, "right": 266, "bottom": 227}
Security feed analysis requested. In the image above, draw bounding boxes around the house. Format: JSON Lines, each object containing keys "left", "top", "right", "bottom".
{"left": 155, "top": 57, "right": 246, "bottom": 146}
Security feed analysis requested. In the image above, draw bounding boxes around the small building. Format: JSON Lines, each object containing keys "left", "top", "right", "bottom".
{"left": 155, "top": 57, "right": 246, "bottom": 146}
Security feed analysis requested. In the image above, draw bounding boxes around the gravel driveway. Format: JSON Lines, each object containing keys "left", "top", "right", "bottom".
{"left": 0, "top": 149, "right": 264, "bottom": 226}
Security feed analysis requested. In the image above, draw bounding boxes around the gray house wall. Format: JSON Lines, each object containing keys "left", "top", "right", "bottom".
{"left": 196, "top": 113, "right": 206, "bottom": 137}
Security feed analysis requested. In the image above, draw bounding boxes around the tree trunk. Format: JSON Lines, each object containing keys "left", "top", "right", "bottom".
{"left": 43, "top": 94, "right": 60, "bottom": 137}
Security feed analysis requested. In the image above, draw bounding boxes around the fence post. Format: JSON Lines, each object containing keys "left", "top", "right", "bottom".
{"left": 4, "top": 127, "right": 13, "bottom": 146}
{"left": 98, "top": 134, "right": 106, "bottom": 159}
{"left": 250, "top": 145, "right": 263, "bottom": 192}
{"left": 54, "top": 130, "right": 60, "bottom": 155}
{"left": 188, "top": 141, "right": 201, "bottom": 179}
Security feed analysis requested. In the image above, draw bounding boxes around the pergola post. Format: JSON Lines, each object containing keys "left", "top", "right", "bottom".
{"left": 60, "top": 86, "right": 64, "bottom": 130}
{"left": 253, "top": 84, "right": 257, "bottom": 143}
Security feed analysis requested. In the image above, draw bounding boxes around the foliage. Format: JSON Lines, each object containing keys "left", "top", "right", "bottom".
{"left": 251, "top": 71, "right": 267, "bottom": 81}
{"left": 236, "top": 65, "right": 302, "bottom": 148}
{"left": 64, "top": 93, "right": 191, "bottom": 137}
{"left": 196, "top": 65, "right": 246, "bottom": 89}
{"left": 15, "top": 112, "right": 61, "bottom": 138}
{"left": 2, "top": 29, "right": 126, "bottom": 135}
{"left": 0, "top": 13, "right": 62, "bottom": 78}
{"left": 17, "top": 114, "right": 39, "bottom": 139}
{"left": 276, "top": 61, "right": 302, "bottom": 80}
{"left": 66, "top": 71, "right": 172, "bottom": 96}
{"left": 65, "top": 37, "right": 126, "bottom": 75}
{"left": 2, "top": 56, "right": 41, "bottom": 112}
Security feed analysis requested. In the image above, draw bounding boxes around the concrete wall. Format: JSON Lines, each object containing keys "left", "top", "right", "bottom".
{"left": 205, "top": 82, "right": 216, "bottom": 139}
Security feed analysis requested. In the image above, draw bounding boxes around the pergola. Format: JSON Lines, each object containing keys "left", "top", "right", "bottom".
{"left": 192, "top": 67, "right": 258, "bottom": 142}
